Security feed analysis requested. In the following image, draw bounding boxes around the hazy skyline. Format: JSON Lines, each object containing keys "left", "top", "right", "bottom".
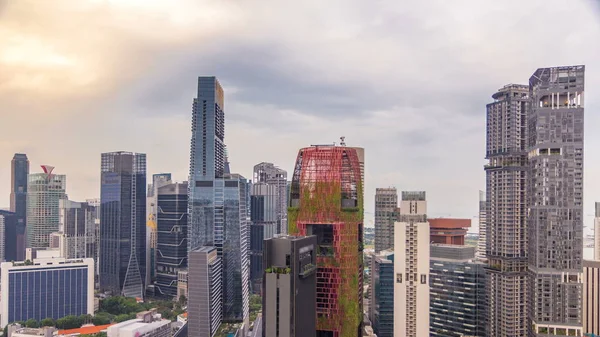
{"left": 1, "top": 0, "right": 600, "bottom": 229}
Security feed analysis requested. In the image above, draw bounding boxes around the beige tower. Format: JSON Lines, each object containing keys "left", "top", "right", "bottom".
{"left": 394, "top": 191, "right": 429, "bottom": 337}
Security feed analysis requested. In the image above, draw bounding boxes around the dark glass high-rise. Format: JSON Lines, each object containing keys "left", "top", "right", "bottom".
{"left": 99, "top": 151, "right": 147, "bottom": 299}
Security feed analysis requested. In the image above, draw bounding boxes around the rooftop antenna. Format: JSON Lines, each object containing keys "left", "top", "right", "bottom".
{"left": 340, "top": 136, "right": 346, "bottom": 146}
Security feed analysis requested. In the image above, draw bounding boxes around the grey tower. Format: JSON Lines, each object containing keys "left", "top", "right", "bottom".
{"left": 374, "top": 188, "right": 398, "bottom": 253}
{"left": 99, "top": 151, "right": 147, "bottom": 299}
{"left": 253, "top": 162, "right": 288, "bottom": 235}
{"left": 485, "top": 84, "right": 530, "bottom": 337}
{"left": 527, "top": 66, "right": 585, "bottom": 336}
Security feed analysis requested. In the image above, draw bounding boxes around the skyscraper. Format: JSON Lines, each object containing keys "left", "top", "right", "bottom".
{"left": 374, "top": 188, "right": 398, "bottom": 253}
{"left": 476, "top": 190, "right": 487, "bottom": 259}
{"left": 394, "top": 191, "right": 429, "bottom": 337}
{"left": 26, "top": 165, "right": 67, "bottom": 249}
{"left": 10, "top": 153, "right": 28, "bottom": 260}
{"left": 250, "top": 183, "right": 278, "bottom": 293}
{"left": 262, "top": 235, "right": 317, "bottom": 337}
{"left": 99, "top": 151, "right": 147, "bottom": 299}
{"left": 288, "top": 144, "right": 364, "bottom": 337}
{"left": 485, "top": 84, "right": 529, "bottom": 336}
{"left": 429, "top": 244, "right": 486, "bottom": 337}
{"left": 253, "top": 162, "right": 288, "bottom": 234}
{"left": 155, "top": 181, "right": 188, "bottom": 299}
{"left": 59, "top": 199, "right": 96, "bottom": 259}
{"left": 527, "top": 65, "right": 585, "bottom": 337}
{"left": 188, "top": 77, "right": 249, "bottom": 326}
{"left": 147, "top": 173, "right": 172, "bottom": 289}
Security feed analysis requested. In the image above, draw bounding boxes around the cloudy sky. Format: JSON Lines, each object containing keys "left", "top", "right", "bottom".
{"left": 1, "top": 0, "right": 600, "bottom": 230}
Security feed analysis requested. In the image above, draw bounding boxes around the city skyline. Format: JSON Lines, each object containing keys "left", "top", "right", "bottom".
{"left": 3, "top": 1, "right": 600, "bottom": 229}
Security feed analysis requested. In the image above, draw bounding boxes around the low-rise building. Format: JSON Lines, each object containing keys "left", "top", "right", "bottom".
{"left": 107, "top": 309, "right": 171, "bottom": 337}
{"left": 7, "top": 325, "right": 55, "bottom": 337}
{"left": 1, "top": 258, "right": 94, "bottom": 327}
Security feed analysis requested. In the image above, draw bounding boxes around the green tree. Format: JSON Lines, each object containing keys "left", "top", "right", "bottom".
{"left": 56, "top": 315, "right": 82, "bottom": 329}
{"left": 178, "top": 295, "right": 187, "bottom": 307}
{"left": 79, "top": 314, "right": 93, "bottom": 325}
{"left": 114, "top": 314, "right": 131, "bottom": 323}
{"left": 24, "top": 318, "right": 39, "bottom": 328}
{"left": 92, "top": 312, "right": 112, "bottom": 326}
{"left": 40, "top": 317, "right": 55, "bottom": 327}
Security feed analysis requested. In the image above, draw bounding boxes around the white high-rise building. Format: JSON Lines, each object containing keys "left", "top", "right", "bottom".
{"left": 394, "top": 191, "right": 429, "bottom": 337}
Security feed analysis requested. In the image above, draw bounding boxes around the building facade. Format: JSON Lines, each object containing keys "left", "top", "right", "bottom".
{"left": 394, "top": 191, "right": 429, "bottom": 337}
{"left": 430, "top": 244, "right": 486, "bottom": 337}
{"left": 262, "top": 235, "right": 317, "bottom": 337}
{"left": 428, "top": 218, "right": 470, "bottom": 245}
{"left": 288, "top": 145, "right": 364, "bottom": 337}
{"left": 374, "top": 188, "right": 398, "bottom": 253}
{"left": 583, "top": 260, "right": 600, "bottom": 336}
{"left": 26, "top": 166, "right": 67, "bottom": 249}
{"left": 369, "top": 251, "right": 394, "bottom": 337}
{"left": 253, "top": 162, "right": 288, "bottom": 235}
{"left": 476, "top": 190, "right": 487, "bottom": 260}
{"left": 485, "top": 83, "right": 530, "bottom": 336}
{"left": 10, "top": 153, "right": 29, "bottom": 261}
{"left": 250, "top": 183, "right": 278, "bottom": 293}
{"left": 107, "top": 309, "right": 171, "bottom": 337}
{"left": 155, "top": 182, "right": 188, "bottom": 299}
{"left": 527, "top": 66, "right": 585, "bottom": 337}
{"left": 0, "top": 258, "right": 94, "bottom": 327}
{"left": 188, "top": 247, "right": 222, "bottom": 337}
{"left": 99, "top": 152, "right": 147, "bottom": 299}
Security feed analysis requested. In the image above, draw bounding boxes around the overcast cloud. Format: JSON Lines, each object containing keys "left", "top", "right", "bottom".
{"left": 1, "top": 0, "right": 600, "bottom": 228}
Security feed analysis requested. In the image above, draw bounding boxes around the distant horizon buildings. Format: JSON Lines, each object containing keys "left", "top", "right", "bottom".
{"left": 99, "top": 151, "right": 147, "bottom": 299}
{"left": 26, "top": 165, "right": 67, "bottom": 249}
{"left": 527, "top": 65, "right": 585, "bottom": 337}
{"left": 394, "top": 191, "right": 429, "bottom": 337}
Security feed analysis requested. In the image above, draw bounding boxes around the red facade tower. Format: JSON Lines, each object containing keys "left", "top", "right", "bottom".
{"left": 288, "top": 145, "right": 364, "bottom": 337}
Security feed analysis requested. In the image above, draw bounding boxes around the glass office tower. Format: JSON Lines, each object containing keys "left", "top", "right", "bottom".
{"left": 99, "top": 151, "right": 147, "bottom": 299}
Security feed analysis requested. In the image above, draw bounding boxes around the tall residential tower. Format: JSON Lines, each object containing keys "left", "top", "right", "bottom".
{"left": 394, "top": 191, "right": 429, "bottom": 337}
{"left": 99, "top": 151, "right": 147, "bottom": 299}
{"left": 485, "top": 84, "right": 530, "bottom": 336}
{"left": 527, "top": 65, "right": 585, "bottom": 337}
